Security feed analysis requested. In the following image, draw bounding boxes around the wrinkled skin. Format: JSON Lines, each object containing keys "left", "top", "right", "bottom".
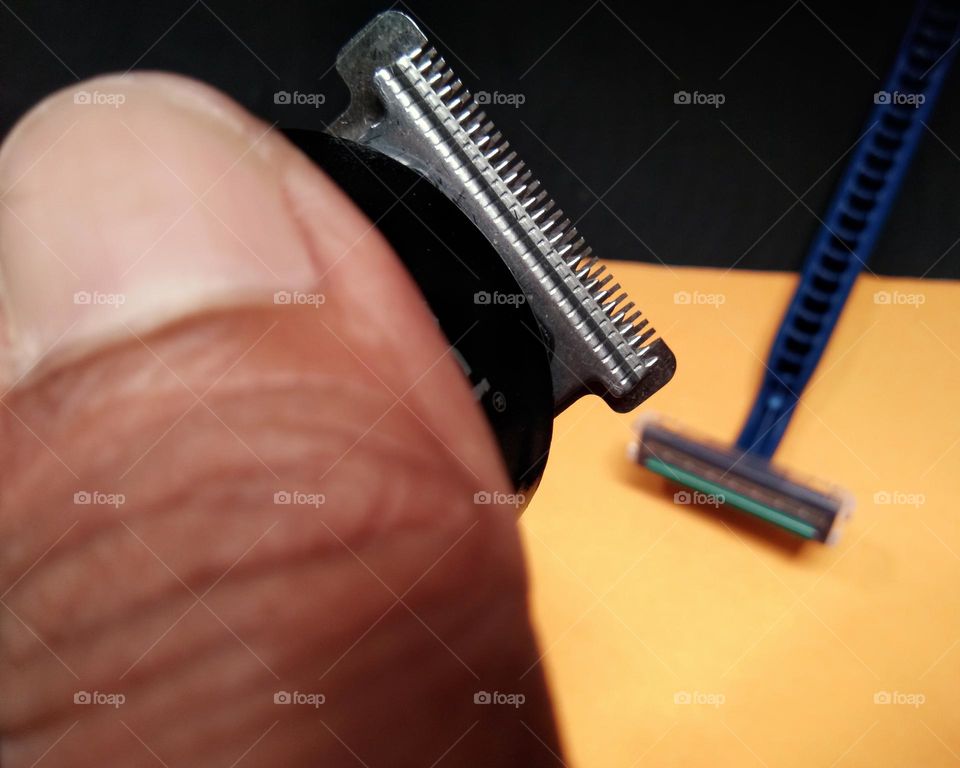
{"left": 0, "top": 73, "right": 561, "bottom": 767}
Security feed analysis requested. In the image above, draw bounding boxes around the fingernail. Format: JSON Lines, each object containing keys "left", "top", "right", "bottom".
{"left": 0, "top": 73, "right": 318, "bottom": 384}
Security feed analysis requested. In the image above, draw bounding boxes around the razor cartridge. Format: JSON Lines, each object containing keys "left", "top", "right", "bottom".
{"left": 633, "top": 416, "right": 853, "bottom": 543}
{"left": 329, "top": 11, "right": 676, "bottom": 414}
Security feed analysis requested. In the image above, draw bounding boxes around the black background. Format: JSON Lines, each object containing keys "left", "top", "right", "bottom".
{"left": 2, "top": 0, "right": 958, "bottom": 278}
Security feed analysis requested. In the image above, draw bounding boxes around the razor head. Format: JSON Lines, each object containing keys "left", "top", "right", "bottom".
{"left": 633, "top": 416, "right": 853, "bottom": 543}
{"left": 330, "top": 11, "right": 675, "bottom": 414}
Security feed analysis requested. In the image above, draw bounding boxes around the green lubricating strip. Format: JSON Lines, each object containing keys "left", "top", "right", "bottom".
{"left": 644, "top": 457, "right": 818, "bottom": 540}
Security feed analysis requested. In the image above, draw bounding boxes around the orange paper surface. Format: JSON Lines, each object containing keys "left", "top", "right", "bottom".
{"left": 523, "top": 263, "right": 960, "bottom": 767}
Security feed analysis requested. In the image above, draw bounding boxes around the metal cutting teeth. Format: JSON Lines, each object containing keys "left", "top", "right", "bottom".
{"left": 410, "top": 46, "right": 658, "bottom": 350}
{"left": 331, "top": 11, "right": 676, "bottom": 412}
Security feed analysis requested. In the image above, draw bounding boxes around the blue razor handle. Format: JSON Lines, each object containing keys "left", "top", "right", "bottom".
{"left": 737, "top": 0, "right": 960, "bottom": 459}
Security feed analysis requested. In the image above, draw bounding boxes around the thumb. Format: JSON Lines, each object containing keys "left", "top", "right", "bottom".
{"left": 0, "top": 73, "right": 560, "bottom": 767}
